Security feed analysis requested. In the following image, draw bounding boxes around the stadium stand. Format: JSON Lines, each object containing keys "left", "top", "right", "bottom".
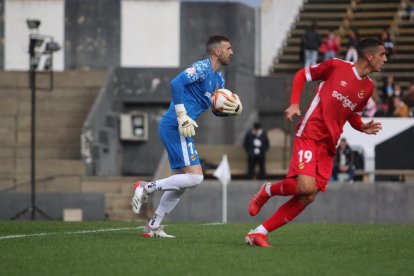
{"left": 0, "top": 71, "right": 104, "bottom": 192}
{"left": 273, "top": 0, "right": 414, "bottom": 93}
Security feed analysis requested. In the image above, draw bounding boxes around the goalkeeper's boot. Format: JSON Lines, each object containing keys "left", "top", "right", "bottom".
{"left": 249, "top": 182, "right": 271, "bottom": 216}
{"left": 245, "top": 231, "right": 271, "bottom": 248}
{"left": 142, "top": 225, "right": 175, "bottom": 238}
{"left": 131, "top": 181, "right": 148, "bottom": 214}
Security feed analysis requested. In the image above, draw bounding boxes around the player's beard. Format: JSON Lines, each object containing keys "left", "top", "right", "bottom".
{"left": 219, "top": 55, "right": 231, "bottom": 66}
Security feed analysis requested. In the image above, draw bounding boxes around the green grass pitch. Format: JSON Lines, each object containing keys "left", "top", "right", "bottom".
{"left": 1, "top": 221, "right": 414, "bottom": 276}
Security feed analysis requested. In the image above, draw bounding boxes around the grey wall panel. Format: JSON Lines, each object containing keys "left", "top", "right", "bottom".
{"left": 256, "top": 76, "right": 291, "bottom": 131}
{"left": 180, "top": 2, "right": 255, "bottom": 73}
{"left": 65, "top": 0, "right": 120, "bottom": 69}
{"left": 0, "top": 192, "right": 105, "bottom": 220}
{"left": 115, "top": 68, "right": 179, "bottom": 176}
{"left": 153, "top": 180, "right": 414, "bottom": 224}
{"left": 121, "top": 105, "right": 169, "bottom": 176}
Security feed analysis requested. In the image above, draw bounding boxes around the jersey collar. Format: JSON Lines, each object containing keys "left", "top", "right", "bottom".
{"left": 352, "top": 64, "right": 366, "bottom": 80}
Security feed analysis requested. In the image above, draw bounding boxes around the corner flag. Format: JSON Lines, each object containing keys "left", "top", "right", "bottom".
{"left": 213, "top": 154, "right": 231, "bottom": 223}
{"left": 213, "top": 154, "right": 231, "bottom": 186}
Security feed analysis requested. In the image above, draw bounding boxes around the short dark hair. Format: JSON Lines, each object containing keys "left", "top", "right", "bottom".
{"left": 253, "top": 122, "right": 261, "bottom": 129}
{"left": 206, "top": 35, "right": 230, "bottom": 54}
{"left": 357, "top": 37, "right": 383, "bottom": 58}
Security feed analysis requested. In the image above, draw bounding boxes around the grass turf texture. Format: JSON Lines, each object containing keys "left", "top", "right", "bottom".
{"left": 1, "top": 222, "right": 413, "bottom": 276}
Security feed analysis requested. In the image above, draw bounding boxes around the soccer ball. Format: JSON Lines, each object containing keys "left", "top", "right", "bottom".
{"left": 211, "top": 88, "right": 234, "bottom": 113}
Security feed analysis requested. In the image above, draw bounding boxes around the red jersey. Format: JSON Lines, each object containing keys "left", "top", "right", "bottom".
{"left": 291, "top": 59, "right": 374, "bottom": 154}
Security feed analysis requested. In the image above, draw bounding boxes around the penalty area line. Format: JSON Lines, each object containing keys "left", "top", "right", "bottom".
{"left": 0, "top": 226, "right": 144, "bottom": 241}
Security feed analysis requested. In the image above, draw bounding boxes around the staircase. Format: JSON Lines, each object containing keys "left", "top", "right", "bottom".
{"left": 272, "top": 0, "right": 414, "bottom": 93}
{"left": 81, "top": 176, "right": 152, "bottom": 221}
{"left": 273, "top": 0, "right": 351, "bottom": 74}
{"left": 0, "top": 71, "right": 104, "bottom": 192}
{"left": 349, "top": 0, "right": 400, "bottom": 37}
{"left": 349, "top": 0, "right": 414, "bottom": 91}
{"left": 381, "top": 3, "right": 414, "bottom": 91}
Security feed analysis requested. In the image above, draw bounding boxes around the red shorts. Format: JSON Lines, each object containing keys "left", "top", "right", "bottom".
{"left": 287, "top": 136, "right": 334, "bottom": 192}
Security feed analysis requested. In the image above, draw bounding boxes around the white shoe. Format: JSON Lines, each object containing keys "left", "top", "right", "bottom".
{"left": 142, "top": 225, "right": 175, "bottom": 238}
{"left": 131, "top": 181, "right": 148, "bottom": 214}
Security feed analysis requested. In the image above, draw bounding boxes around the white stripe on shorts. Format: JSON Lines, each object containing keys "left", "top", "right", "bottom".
{"left": 180, "top": 136, "right": 190, "bottom": 166}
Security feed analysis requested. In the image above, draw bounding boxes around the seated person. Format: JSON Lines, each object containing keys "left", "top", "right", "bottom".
{"left": 332, "top": 138, "right": 355, "bottom": 182}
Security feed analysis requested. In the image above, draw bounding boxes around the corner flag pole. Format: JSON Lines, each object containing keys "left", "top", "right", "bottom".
{"left": 222, "top": 181, "right": 228, "bottom": 223}
{"left": 213, "top": 154, "right": 231, "bottom": 223}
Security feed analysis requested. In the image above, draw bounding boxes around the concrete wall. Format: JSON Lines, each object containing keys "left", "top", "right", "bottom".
{"left": 180, "top": 2, "right": 255, "bottom": 73}
{"left": 121, "top": 0, "right": 179, "bottom": 67}
{"left": 65, "top": 0, "right": 121, "bottom": 70}
{"left": 259, "top": 0, "right": 303, "bottom": 75}
{"left": 1, "top": 0, "right": 303, "bottom": 73}
{"left": 5, "top": 0, "right": 65, "bottom": 70}
{"left": 153, "top": 180, "right": 414, "bottom": 224}
{"left": 0, "top": 192, "right": 105, "bottom": 220}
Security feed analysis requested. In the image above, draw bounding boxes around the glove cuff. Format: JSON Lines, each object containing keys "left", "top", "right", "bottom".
{"left": 175, "top": 104, "right": 187, "bottom": 117}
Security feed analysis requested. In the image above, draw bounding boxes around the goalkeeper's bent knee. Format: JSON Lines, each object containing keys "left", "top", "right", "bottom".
{"left": 185, "top": 173, "right": 204, "bottom": 188}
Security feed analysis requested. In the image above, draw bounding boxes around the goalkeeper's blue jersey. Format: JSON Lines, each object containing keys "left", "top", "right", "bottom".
{"left": 161, "top": 58, "right": 225, "bottom": 127}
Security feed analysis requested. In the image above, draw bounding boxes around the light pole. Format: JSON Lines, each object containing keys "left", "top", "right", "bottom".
{"left": 12, "top": 19, "right": 60, "bottom": 220}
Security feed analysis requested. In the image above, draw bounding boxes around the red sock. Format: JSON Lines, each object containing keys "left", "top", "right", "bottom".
{"left": 262, "top": 196, "right": 305, "bottom": 232}
{"left": 270, "top": 178, "right": 297, "bottom": 196}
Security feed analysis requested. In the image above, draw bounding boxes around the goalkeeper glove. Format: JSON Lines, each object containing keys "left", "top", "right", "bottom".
{"left": 222, "top": 93, "right": 243, "bottom": 115}
{"left": 175, "top": 104, "right": 198, "bottom": 137}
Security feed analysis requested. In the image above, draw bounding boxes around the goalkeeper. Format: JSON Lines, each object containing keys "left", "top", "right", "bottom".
{"left": 131, "top": 35, "right": 242, "bottom": 238}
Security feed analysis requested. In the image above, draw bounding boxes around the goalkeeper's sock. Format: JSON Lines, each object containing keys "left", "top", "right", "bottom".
{"left": 262, "top": 196, "right": 305, "bottom": 232}
{"left": 150, "top": 190, "right": 186, "bottom": 228}
{"left": 269, "top": 178, "right": 297, "bottom": 196}
{"left": 148, "top": 213, "right": 164, "bottom": 229}
{"left": 144, "top": 182, "right": 157, "bottom": 193}
{"left": 147, "top": 173, "right": 203, "bottom": 192}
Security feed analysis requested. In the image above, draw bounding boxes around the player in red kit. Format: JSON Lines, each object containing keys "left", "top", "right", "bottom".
{"left": 245, "top": 37, "right": 386, "bottom": 248}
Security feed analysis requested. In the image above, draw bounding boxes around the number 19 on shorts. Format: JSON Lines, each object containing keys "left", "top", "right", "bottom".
{"left": 298, "top": 150, "right": 312, "bottom": 163}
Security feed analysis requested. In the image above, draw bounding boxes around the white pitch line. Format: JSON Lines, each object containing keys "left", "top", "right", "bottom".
{"left": 0, "top": 226, "right": 144, "bottom": 241}
{"left": 0, "top": 222, "right": 225, "bottom": 241}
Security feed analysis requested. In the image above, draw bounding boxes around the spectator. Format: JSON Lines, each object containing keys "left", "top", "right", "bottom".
{"left": 380, "top": 29, "right": 395, "bottom": 61}
{"left": 381, "top": 74, "right": 395, "bottom": 102}
{"left": 345, "top": 28, "right": 360, "bottom": 62}
{"left": 302, "top": 21, "right": 322, "bottom": 67}
{"left": 401, "top": 1, "right": 414, "bottom": 21}
{"left": 374, "top": 102, "right": 389, "bottom": 117}
{"left": 332, "top": 138, "right": 355, "bottom": 183}
{"left": 394, "top": 83, "right": 403, "bottom": 97}
{"left": 320, "top": 29, "right": 341, "bottom": 60}
{"left": 381, "top": 75, "right": 394, "bottom": 112}
{"left": 392, "top": 96, "right": 409, "bottom": 117}
{"left": 362, "top": 97, "right": 377, "bottom": 117}
{"left": 243, "top": 122, "right": 269, "bottom": 180}
{"left": 403, "top": 82, "right": 414, "bottom": 108}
